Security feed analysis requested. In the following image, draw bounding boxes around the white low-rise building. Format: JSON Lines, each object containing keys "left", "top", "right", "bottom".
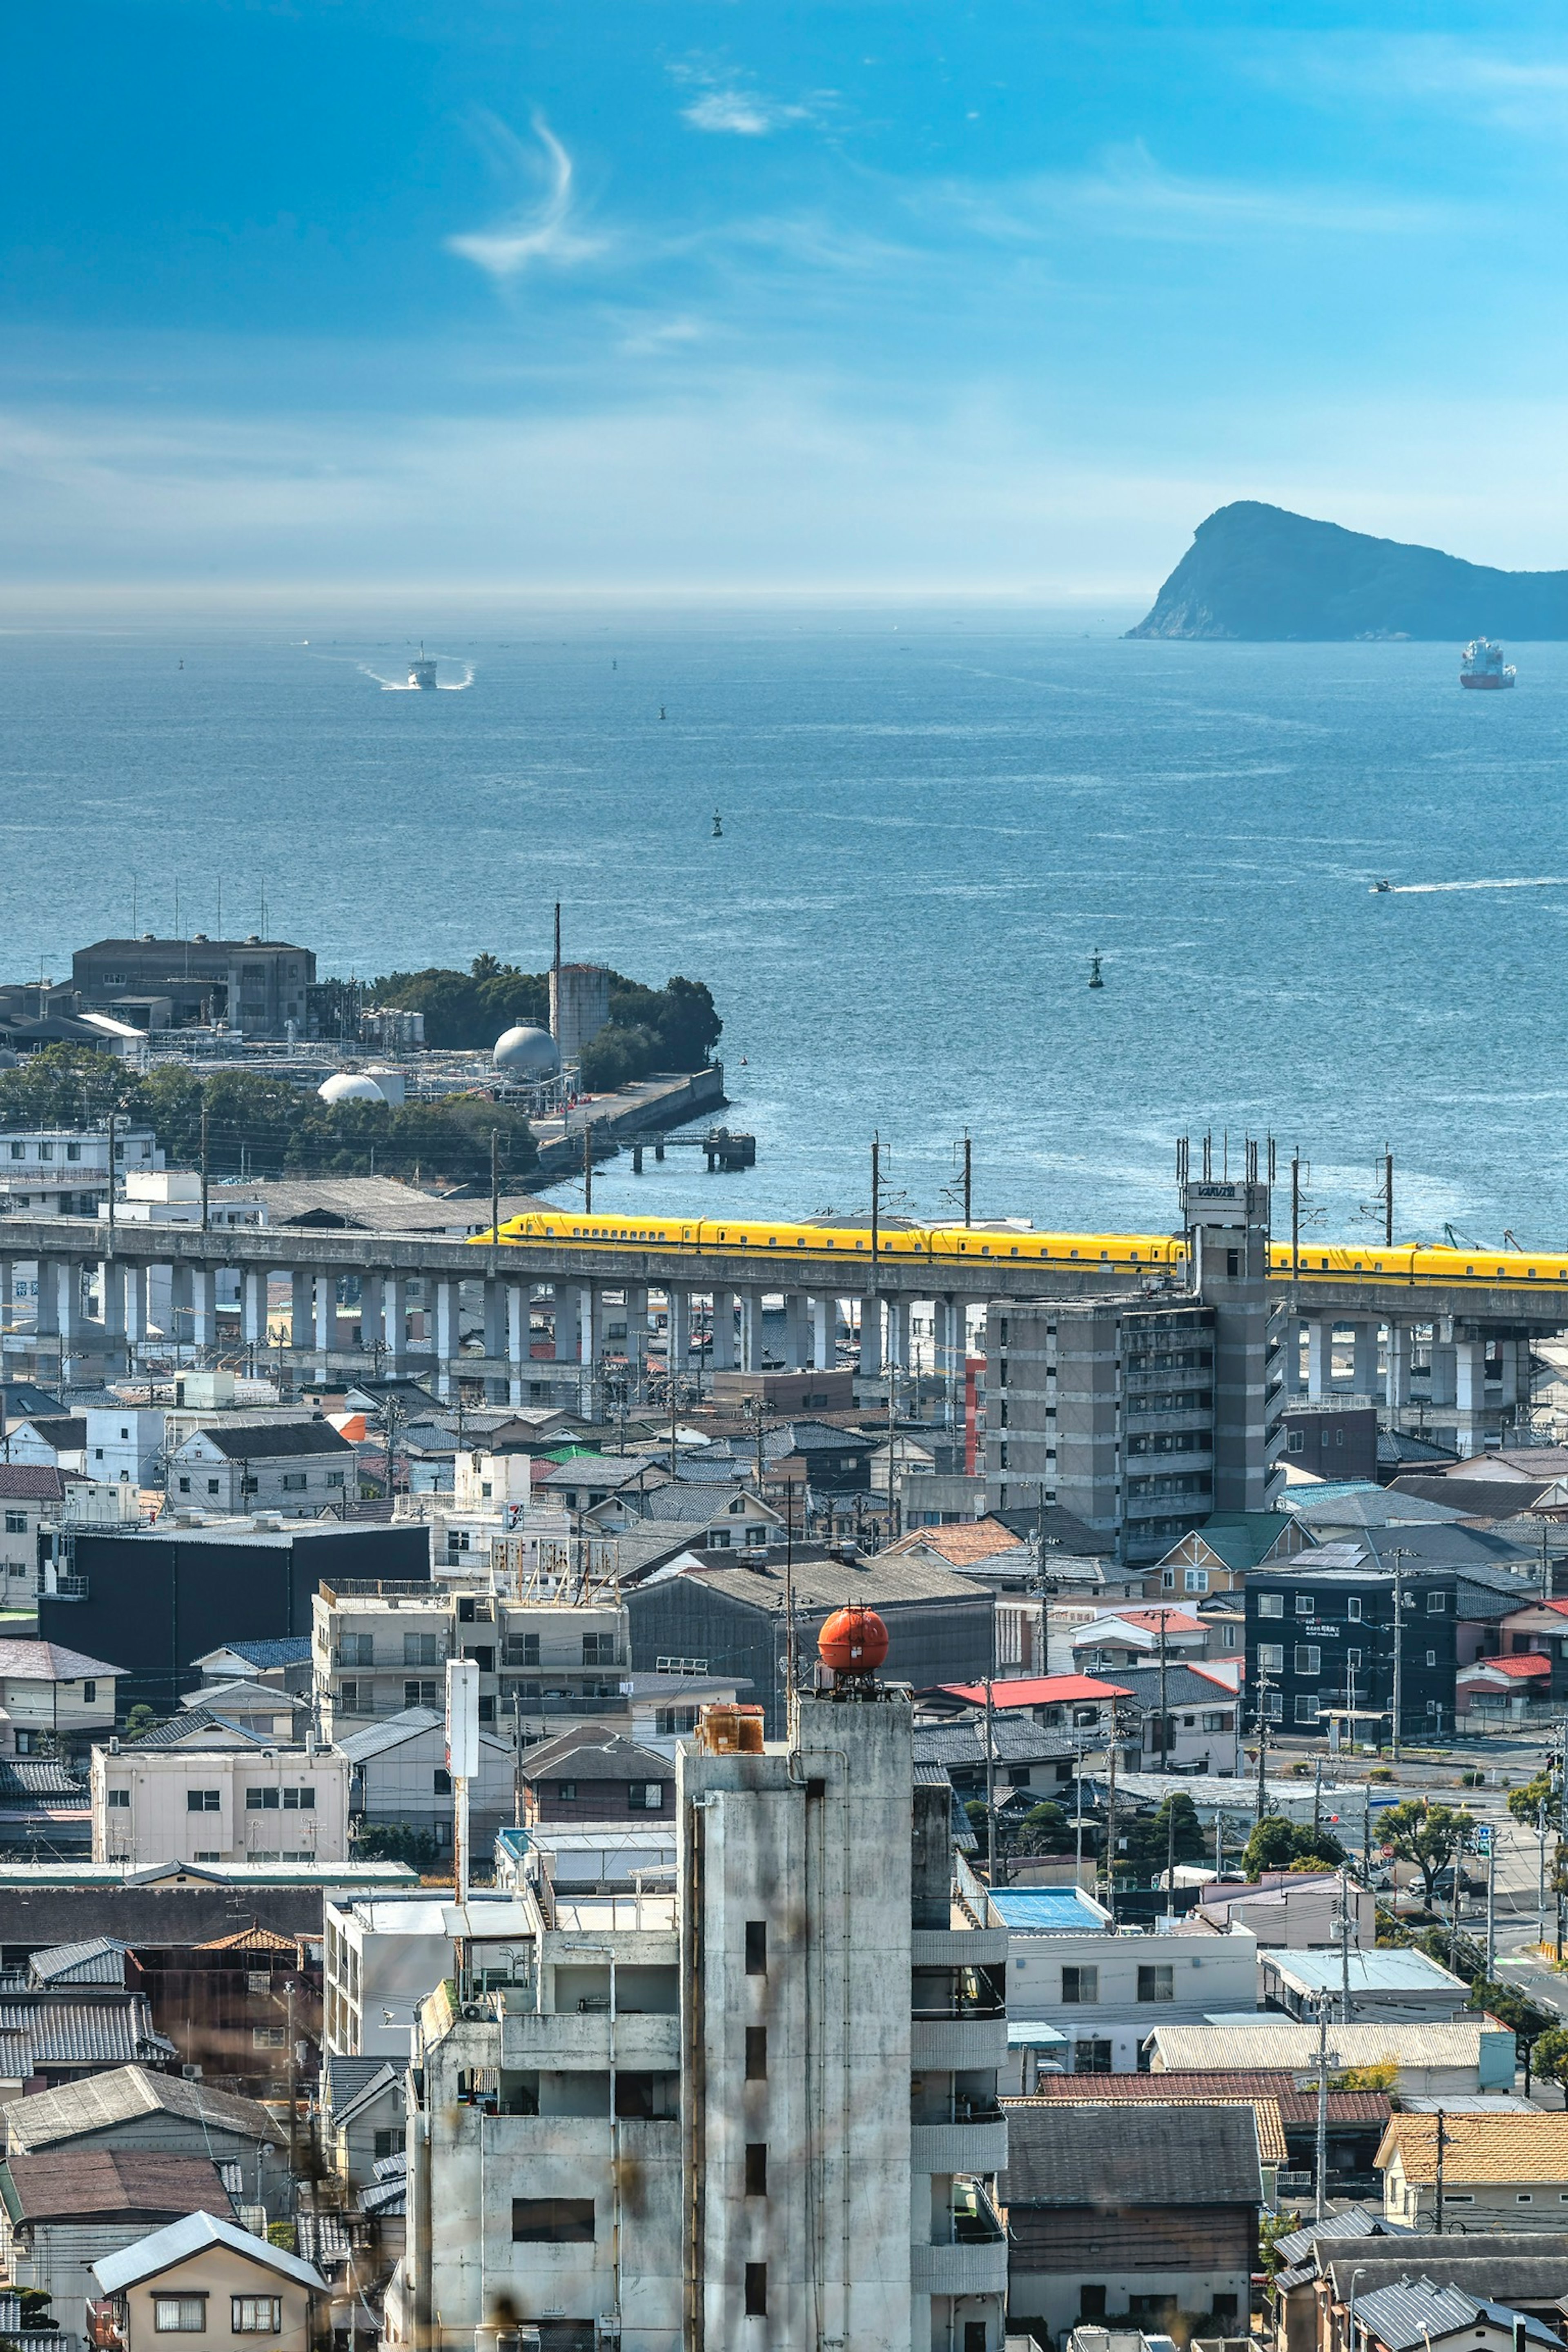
{"left": 169, "top": 1419, "right": 355, "bottom": 1516}
{"left": 0, "top": 1636, "right": 123, "bottom": 1760}
{"left": 990, "top": 1883, "right": 1260, "bottom": 2075}
{"left": 91, "top": 1732, "right": 350, "bottom": 1867}
{"left": 0, "top": 1125, "right": 160, "bottom": 1219}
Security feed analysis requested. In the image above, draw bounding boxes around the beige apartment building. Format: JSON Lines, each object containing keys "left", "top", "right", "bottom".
{"left": 91, "top": 1734, "right": 350, "bottom": 1866}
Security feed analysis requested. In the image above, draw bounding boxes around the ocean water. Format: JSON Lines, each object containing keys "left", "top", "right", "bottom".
{"left": 3, "top": 607, "right": 1567, "bottom": 1247}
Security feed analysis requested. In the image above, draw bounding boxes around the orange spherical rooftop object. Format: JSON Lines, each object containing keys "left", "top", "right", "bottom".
{"left": 818, "top": 1605, "right": 890, "bottom": 1676}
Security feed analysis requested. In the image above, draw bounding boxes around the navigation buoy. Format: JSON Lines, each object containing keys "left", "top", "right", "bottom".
{"left": 712, "top": 811, "right": 723, "bottom": 837}
{"left": 1089, "top": 951, "right": 1105, "bottom": 989}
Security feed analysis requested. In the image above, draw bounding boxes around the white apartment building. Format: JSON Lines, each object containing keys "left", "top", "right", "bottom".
{"left": 0, "top": 1464, "right": 139, "bottom": 1609}
{"left": 992, "top": 1883, "right": 1259, "bottom": 2075}
{"left": 0, "top": 1125, "right": 160, "bottom": 1218}
{"left": 83, "top": 1408, "right": 167, "bottom": 1487}
{"left": 388, "top": 1688, "right": 1009, "bottom": 2352}
{"left": 313, "top": 1578, "right": 629, "bottom": 1744}
{"left": 323, "top": 1895, "right": 536, "bottom": 2059}
{"left": 91, "top": 1734, "right": 350, "bottom": 1866}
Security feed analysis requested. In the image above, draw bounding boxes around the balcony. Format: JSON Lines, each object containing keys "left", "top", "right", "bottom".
{"left": 910, "top": 2183, "right": 1009, "bottom": 2295}
{"left": 910, "top": 2116, "right": 1008, "bottom": 2175}
{"left": 910, "top": 1927, "right": 1008, "bottom": 1968}
{"left": 87, "top": 2303, "right": 125, "bottom": 2352}
{"left": 910, "top": 2015, "right": 1007, "bottom": 2071}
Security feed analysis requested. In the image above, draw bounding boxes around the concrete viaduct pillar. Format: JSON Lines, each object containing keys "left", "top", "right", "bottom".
{"left": 667, "top": 1288, "right": 690, "bottom": 1372}
{"left": 1305, "top": 1319, "right": 1332, "bottom": 1399}
{"left": 858, "top": 1296, "right": 883, "bottom": 1378}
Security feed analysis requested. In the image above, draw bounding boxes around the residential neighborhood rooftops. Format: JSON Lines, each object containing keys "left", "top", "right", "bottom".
{"left": 92, "top": 2209, "right": 326, "bottom": 2296}
{"left": 1149, "top": 2020, "right": 1497, "bottom": 2073}
{"left": 999, "top": 2100, "right": 1263, "bottom": 2206}
{"left": 181, "top": 1420, "right": 352, "bottom": 1461}
{"left": 0, "top": 2147, "right": 234, "bottom": 2227}
{"left": 1354, "top": 2282, "right": 1559, "bottom": 2352}
{"left": 0, "top": 1639, "right": 123, "bottom": 1682}
{"left": 934, "top": 1673, "right": 1129, "bottom": 1708}
{"left": 2, "top": 2064, "right": 286, "bottom": 2153}
{"left": 1267, "top": 1949, "right": 1468, "bottom": 1996}
{"left": 1022, "top": 2067, "right": 1389, "bottom": 2127}
{"left": 1375, "top": 2111, "right": 1568, "bottom": 2183}
{"left": 0, "top": 1467, "right": 70, "bottom": 1501}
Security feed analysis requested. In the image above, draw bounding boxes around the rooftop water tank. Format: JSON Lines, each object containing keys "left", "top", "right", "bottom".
{"left": 493, "top": 1024, "right": 561, "bottom": 1078}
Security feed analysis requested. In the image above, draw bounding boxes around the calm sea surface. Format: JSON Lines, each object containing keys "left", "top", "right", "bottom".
{"left": 3, "top": 607, "right": 1566, "bottom": 1245}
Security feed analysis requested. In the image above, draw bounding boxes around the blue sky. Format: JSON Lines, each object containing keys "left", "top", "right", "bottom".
{"left": 7, "top": 0, "right": 1568, "bottom": 592}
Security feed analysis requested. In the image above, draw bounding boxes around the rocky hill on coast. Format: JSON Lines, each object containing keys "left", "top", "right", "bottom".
{"left": 1128, "top": 501, "right": 1568, "bottom": 640}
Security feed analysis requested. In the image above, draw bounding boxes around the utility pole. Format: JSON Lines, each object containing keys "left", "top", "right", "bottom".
{"left": 1292, "top": 1153, "right": 1301, "bottom": 1286}
{"left": 1388, "top": 1549, "right": 1412, "bottom": 1763}
{"left": 583, "top": 1123, "right": 593, "bottom": 1215}
{"left": 1255, "top": 1664, "right": 1273, "bottom": 1828}
{"left": 199, "top": 1102, "right": 209, "bottom": 1232}
{"left": 1434, "top": 2106, "right": 1449, "bottom": 2233}
{"left": 1157, "top": 1608, "right": 1170, "bottom": 1775}
{"left": 963, "top": 1132, "right": 972, "bottom": 1228}
{"left": 512, "top": 1687, "right": 523, "bottom": 1830}
{"left": 1558, "top": 1712, "right": 1567, "bottom": 1963}
{"left": 1339, "top": 1865, "right": 1354, "bottom": 2021}
{"left": 1105, "top": 1729, "right": 1118, "bottom": 1924}
{"left": 984, "top": 1674, "right": 998, "bottom": 1888}
{"left": 1314, "top": 1995, "right": 1335, "bottom": 2225}
{"left": 1485, "top": 1831, "right": 1497, "bottom": 1982}
{"left": 106, "top": 1111, "right": 116, "bottom": 1261}
{"left": 1384, "top": 1145, "right": 1394, "bottom": 1248}
{"left": 871, "top": 1132, "right": 880, "bottom": 1268}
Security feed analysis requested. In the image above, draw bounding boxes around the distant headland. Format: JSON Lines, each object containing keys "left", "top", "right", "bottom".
{"left": 1127, "top": 501, "right": 1568, "bottom": 641}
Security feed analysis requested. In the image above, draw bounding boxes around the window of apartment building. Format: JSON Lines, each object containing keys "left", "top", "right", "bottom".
{"left": 1294, "top": 1593, "right": 1314, "bottom": 1616}
{"left": 107, "top": 1787, "right": 129, "bottom": 1808}
{"left": 187, "top": 1789, "right": 220, "bottom": 1812}
{"left": 1263, "top": 1691, "right": 1283, "bottom": 1720}
{"left": 1184, "top": 1569, "right": 1209, "bottom": 1593}
{"left": 1294, "top": 1695, "right": 1320, "bottom": 1725}
{"left": 745, "top": 1920, "right": 767, "bottom": 1975}
{"left": 1257, "top": 1643, "right": 1284, "bottom": 1673}
{"left": 433, "top": 1769, "right": 451, "bottom": 1795}
{"left": 248, "top": 1788, "right": 281, "bottom": 1809}
{"left": 253, "top": 2026, "right": 286, "bottom": 2049}
{"left": 1346, "top": 1648, "right": 1362, "bottom": 1671}
{"left": 1294, "top": 1645, "right": 1320, "bottom": 1675}
{"left": 283, "top": 1786, "right": 314, "bottom": 1809}
{"left": 5, "top": 1144, "right": 19, "bottom": 1160}
{"left": 1073, "top": 2040, "right": 1113, "bottom": 2074}
{"left": 555, "top": 1780, "right": 577, "bottom": 1802}
{"left": 1062, "top": 1965, "right": 1098, "bottom": 2004}
{"left": 154, "top": 2299, "right": 206, "bottom": 2332}
{"left": 1287, "top": 1430, "right": 1304, "bottom": 1454}
{"left": 1201, "top": 1711, "right": 1231, "bottom": 1731}
{"left": 1428, "top": 1591, "right": 1447, "bottom": 1613}
{"left": 178, "top": 1478, "right": 191, "bottom": 1494}
{"left": 1258, "top": 1593, "right": 1284, "bottom": 1619}
{"left": 405, "top": 1680, "right": 438, "bottom": 1710}
{"left": 627, "top": 1782, "right": 665, "bottom": 1810}
{"left": 512, "top": 2198, "right": 595, "bottom": 2243}
{"left": 231, "top": 2300, "right": 281, "bottom": 2334}
{"left": 1426, "top": 1649, "right": 1437, "bottom": 1668}
{"left": 326, "top": 1471, "right": 345, "bottom": 1489}
{"left": 341, "top": 1634, "right": 374, "bottom": 1666}
{"left": 339, "top": 1681, "right": 364, "bottom": 1712}
{"left": 36, "top": 1143, "right": 51, "bottom": 1161}
{"left": 403, "top": 1632, "right": 441, "bottom": 1666}
{"left": 506, "top": 1632, "right": 541, "bottom": 1667}
{"left": 1348, "top": 1596, "right": 1363, "bottom": 1620}
{"left": 374, "top": 2129, "right": 401, "bottom": 2161}
{"left": 1137, "top": 1966, "right": 1174, "bottom": 2003}
{"left": 744, "top": 2265, "right": 768, "bottom": 2318}
{"left": 280, "top": 1474, "right": 307, "bottom": 1492}
{"left": 745, "top": 2027, "right": 767, "bottom": 2080}
{"left": 656, "top": 1706, "right": 699, "bottom": 1736}
{"left": 744, "top": 2144, "right": 768, "bottom": 2197}
{"left": 1161, "top": 1569, "right": 1176, "bottom": 1592}
{"left": 3, "top": 1513, "right": 23, "bottom": 1535}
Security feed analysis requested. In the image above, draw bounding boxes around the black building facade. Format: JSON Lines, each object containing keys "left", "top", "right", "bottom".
{"left": 40, "top": 1519, "right": 430, "bottom": 1713}
{"left": 1244, "top": 1564, "right": 1459, "bottom": 1741}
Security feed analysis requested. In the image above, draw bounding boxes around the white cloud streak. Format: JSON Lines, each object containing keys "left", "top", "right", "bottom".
{"left": 446, "top": 113, "right": 605, "bottom": 282}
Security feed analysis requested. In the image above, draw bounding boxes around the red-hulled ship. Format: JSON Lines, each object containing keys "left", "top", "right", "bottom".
{"left": 1460, "top": 637, "right": 1516, "bottom": 688}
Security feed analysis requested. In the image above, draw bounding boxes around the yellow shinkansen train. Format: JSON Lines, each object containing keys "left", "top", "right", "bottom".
{"left": 474, "top": 1209, "right": 1568, "bottom": 1291}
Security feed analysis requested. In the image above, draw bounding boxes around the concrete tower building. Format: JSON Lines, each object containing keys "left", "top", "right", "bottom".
{"left": 396, "top": 1642, "right": 1007, "bottom": 2352}
{"left": 549, "top": 964, "right": 612, "bottom": 1066}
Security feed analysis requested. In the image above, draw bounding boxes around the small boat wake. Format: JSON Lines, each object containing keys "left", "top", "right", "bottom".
{"left": 1383, "top": 876, "right": 1568, "bottom": 895}
{"left": 358, "top": 658, "right": 475, "bottom": 692}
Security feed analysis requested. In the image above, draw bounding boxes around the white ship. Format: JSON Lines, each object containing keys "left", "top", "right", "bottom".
{"left": 1460, "top": 638, "right": 1516, "bottom": 689}
{"left": 408, "top": 644, "right": 439, "bottom": 690}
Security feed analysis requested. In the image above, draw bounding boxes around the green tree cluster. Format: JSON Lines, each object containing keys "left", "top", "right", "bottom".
{"left": 1378, "top": 1798, "right": 1475, "bottom": 1907}
{"left": 0, "top": 1045, "right": 537, "bottom": 1186}
{"left": 1241, "top": 1815, "right": 1346, "bottom": 1877}
{"left": 1114, "top": 1792, "right": 1208, "bottom": 1880}
{"left": 370, "top": 954, "right": 723, "bottom": 1080}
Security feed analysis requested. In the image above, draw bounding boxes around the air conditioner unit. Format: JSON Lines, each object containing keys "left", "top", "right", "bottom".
{"left": 181, "top": 2064, "right": 203, "bottom": 2080}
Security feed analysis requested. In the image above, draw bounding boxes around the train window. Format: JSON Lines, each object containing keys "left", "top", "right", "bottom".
{"left": 1011, "top": 1247, "right": 1019, "bottom": 1257}
{"left": 825, "top": 1239, "right": 835, "bottom": 1248}
{"left": 1320, "top": 1258, "right": 1328, "bottom": 1268}
{"left": 1069, "top": 1251, "right": 1079, "bottom": 1260}
{"left": 768, "top": 1237, "right": 777, "bottom": 1246}
{"left": 797, "top": 1237, "right": 806, "bottom": 1246}
{"left": 1529, "top": 1269, "right": 1537, "bottom": 1278}
{"left": 1131, "top": 1251, "right": 1140, "bottom": 1261}
{"left": 1466, "top": 1265, "right": 1473, "bottom": 1274}
{"left": 855, "top": 1240, "right": 864, "bottom": 1250}
{"left": 981, "top": 1246, "right": 991, "bottom": 1255}
{"left": 1374, "top": 1261, "right": 1382, "bottom": 1271}
{"left": 1353, "top": 1262, "right": 1362, "bottom": 1270}
{"left": 1100, "top": 1250, "right": 1109, "bottom": 1261}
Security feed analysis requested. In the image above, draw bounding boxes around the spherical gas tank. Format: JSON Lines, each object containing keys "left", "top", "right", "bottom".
{"left": 317, "top": 1072, "right": 386, "bottom": 1104}
{"left": 817, "top": 1605, "right": 890, "bottom": 1675}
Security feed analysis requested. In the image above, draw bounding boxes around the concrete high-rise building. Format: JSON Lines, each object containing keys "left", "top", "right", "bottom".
{"left": 394, "top": 1672, "right": 1007, "bottom": 2352}
{"left": 985, "top": 1179, "right": 1285, "bottom": 1564}
{"left": 549, "top": 963, "right": 612, "bottom": 1065}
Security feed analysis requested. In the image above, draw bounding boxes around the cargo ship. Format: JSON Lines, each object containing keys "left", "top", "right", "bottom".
{"left": 1460, "top": 638, "right": 1516, "bottom": 689}
{"left": 408, "top": 644, "right": 439, "bottom": 690}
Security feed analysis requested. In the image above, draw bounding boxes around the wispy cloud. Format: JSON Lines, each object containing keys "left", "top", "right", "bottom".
{"left": 929, "top": 140, "right": 1456, "bottom": 246}
{"left": 672, "top": 60, "right": 815, "bottom": 137}
{"left": 1255, "top": 38, "right": 1568, "bottom": 136}
{"left": 446, "top": 113, "right": 605, "bottom": 282}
